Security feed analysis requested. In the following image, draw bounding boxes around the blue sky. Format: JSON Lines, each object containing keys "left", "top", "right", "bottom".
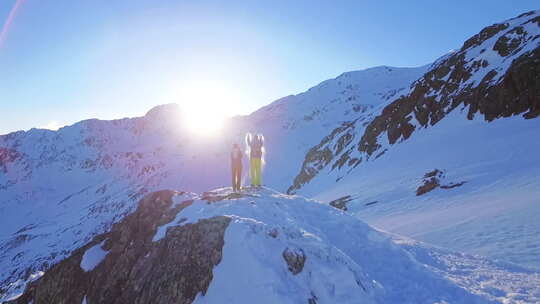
{"left": 0, "top": 0, "right": 538, "bottom": 135}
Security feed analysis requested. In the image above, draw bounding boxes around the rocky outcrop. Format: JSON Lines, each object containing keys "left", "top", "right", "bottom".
{"left": 359, "top": 12, "right": 539, "bottom": 156}
{"left": 282, "top": 247, "right": 306, "bottom": 275}
{"left": 416, "top": 169, "right": 466, "bottom": 196}
{"left": 416, "top": 169, "right": 443, "bottom": 196}
{"left": 287, "top": 121, "right": 358, "bottom": 194}
{"left": 329, "top": 195, "right": 354, "bottom": 211}
{"left": 7, "top": 191, "right": 231, "bottom": 304}
{"left": 0, "top": 148, "right": 21, "bottom": 171}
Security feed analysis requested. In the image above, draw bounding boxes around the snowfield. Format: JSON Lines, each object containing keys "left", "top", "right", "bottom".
{"left": 302, "top": 104, "right": 540, "bottom": 271}
{"left": 164, "top": 188, "right": 539, "bottom": 303}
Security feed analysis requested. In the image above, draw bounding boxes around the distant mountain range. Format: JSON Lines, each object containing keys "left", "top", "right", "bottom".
{"left": 1, "top": 9, "right": 539, "bottom": 303}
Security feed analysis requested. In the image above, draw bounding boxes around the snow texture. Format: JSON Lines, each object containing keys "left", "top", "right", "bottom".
{"left": 152, "top": 187, "right": 539, "bottom": 303}
{"left": 302, "top": 106, "right": 540, "bottom": 271}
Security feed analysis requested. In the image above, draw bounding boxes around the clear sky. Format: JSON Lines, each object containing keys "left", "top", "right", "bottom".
{"left": 0, "top": 0, "right": 538, "bottom": 135}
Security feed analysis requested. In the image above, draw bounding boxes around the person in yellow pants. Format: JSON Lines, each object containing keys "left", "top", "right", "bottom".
{"left": 250, "top": 157, "right": 262, "bottom": 186}
{"left": 247, "top": 133, "right": 264, "bottom": 187}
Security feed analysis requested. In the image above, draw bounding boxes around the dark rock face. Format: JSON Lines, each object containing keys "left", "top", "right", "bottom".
{"left": 416, "top": 169, "right": 466, "bottom": 196}
{"left": 282, "top": 247, "right": 306, "bottom": 275}
{"left": 359, "top": 15, "right": 539, "bottom": 156}
{"left": 8, "top": 191, "right": 231, "bottom": 304}
{"left": 329, "top": 195, "right": 354, "bottom": 211}
{"left": 440, "top": 182, "right": 466, "bottom": 189}
{"left": 461, "top": 22, "right": 509, "bottom": 51}
{"left": 494, "top": 26, "right": 527, "bottom": 57}
{"left": 416, "top": 169, "right": 444, "bottom": 196}
{"left": 0, "top": 147, "right": 22, "bottom": 173}
{"left": 287, "top": 121, "right": 358, "bottom": 194}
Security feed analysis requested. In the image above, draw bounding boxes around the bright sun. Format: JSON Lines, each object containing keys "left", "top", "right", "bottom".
{"left": 182, "top": 104, "right": 226, "bottom": 136}
{"left": 174, "top": 79, "right": 239, "bottom": 136}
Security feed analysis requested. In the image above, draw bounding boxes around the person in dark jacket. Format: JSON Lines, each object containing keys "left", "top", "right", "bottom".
{"left": 246, "top": 133, "right": 264, "bottom": 187}
{"left": 231, "top": 143, "right": 243, "bottom": 192}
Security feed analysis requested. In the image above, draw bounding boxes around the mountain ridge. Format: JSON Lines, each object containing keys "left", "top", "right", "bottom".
{"left": 1, "top": 9, "right": 540, "bottom": 303}
{"left": 7, "top": 187, "right": 540, "bottom": 303}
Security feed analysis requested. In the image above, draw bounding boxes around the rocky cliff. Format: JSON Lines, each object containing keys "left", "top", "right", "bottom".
{"left": 7, "top": 190, "right": 229, "bottom": 304}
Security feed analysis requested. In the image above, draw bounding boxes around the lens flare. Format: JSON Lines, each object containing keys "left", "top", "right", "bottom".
{"left": 0, "top": 0, "right": 26, "bottom": 49}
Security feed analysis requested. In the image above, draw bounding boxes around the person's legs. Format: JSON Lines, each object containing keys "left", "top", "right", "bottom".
{"left": 231, "top": 165, "right": 237, "bottom": 191}
{"left": 236, "top": 165, "right": 242, "bottom": 191}
{"left": 254, "top": 158, "right": 262, "bottom": 186}
{"left": 250, "top": 158, "right": 256, "bottom": 186}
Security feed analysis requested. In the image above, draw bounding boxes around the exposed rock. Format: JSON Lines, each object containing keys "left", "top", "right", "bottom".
{"left": 0, "top": 147, "right": 22, "bottom": 173}
{"left": 494, "top": 26, "right": 527, "bottom": 57}
{"left": 440, "top": 181, "right": 467, "bottom": 189}
{"left": 287, "top": 121, "right": 357, "bottom": 194}
{"left": 424, "top": 169, "right": 443, "bottom": 179}
{"left": 329, "top": 195, "right": 354, "bottom": 211}
{"left": 359, "top": 17, "right": 540, "bottom": 156}
{"left": 7, "top": 191, "right": 231, "bottom": 304}
{"left": 416, "top": 178, "right": 441, "bottom": 196}
{"left": 282, "top": 247, "right": 306, "bottom": 275}
{"left": 308, "top": 293, "right": 319, "bottom": 304}
{"left": 461, "top": 22, "right": 509, "bottom": 51}
{"left": 268, "top": 227, "right": 280, "bottom": 238}
{"left": 416, "top": 169, "right": 467, "bottom": 196}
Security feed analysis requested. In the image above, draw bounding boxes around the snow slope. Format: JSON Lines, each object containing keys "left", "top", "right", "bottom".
{"left": 291, "top": 10, "right": 540, "bottom": 269}
{"left": 300, "top": 109, "right": 540, "bottom": 270}
{"left": 9, "top": 188, "right": 540, "bottom": 303}
{"left": 0, "top": 65, "right": 427, "bottom": 296}
{"left": 178, "top": 188, "right": 503, "bottom": 304}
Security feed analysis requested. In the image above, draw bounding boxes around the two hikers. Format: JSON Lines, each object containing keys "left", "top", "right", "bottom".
{"left": 230, "top": 133, "right": 264, "bottom": 192}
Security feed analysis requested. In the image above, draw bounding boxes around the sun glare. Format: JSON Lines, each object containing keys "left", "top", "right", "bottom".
{"left": 182, "top": 104, "right": 225, "bottom": 136}
{"left": 174, "top": 80, "right": 239, "bottom": 136}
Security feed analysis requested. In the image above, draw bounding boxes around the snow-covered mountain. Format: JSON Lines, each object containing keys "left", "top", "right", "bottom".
{"left": 0, "top": 64, "right": 428, "bottom": 300}
{"left": 289, "top": 10, "right": 540, "bottom": 192}
{"left": 288, "top": 9, "right": 540, "bottom": 271}
{"left": 6, "top": 188, "right": 540, "bottom": 303}
{"left": 1, "top": 9, "right": 539, "bottom": 303}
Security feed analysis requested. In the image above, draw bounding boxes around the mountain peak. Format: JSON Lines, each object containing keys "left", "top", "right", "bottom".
{"left": 144, "top": 103, "right": 182, "bottom": 119}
